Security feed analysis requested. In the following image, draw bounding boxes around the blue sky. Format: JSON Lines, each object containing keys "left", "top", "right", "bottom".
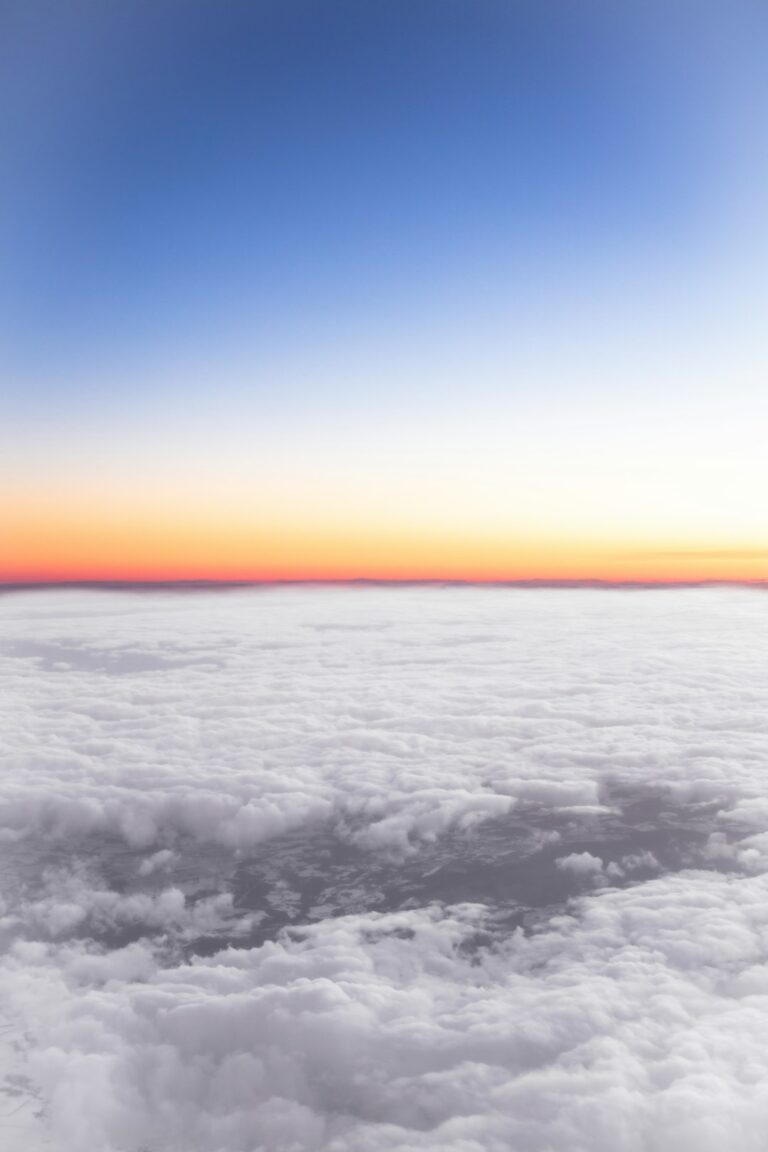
{"left": 3, "top": 1, "right": 748, "bottom": 374}
{"left": 2, "top": 1, "right": 767, "bottom": 579}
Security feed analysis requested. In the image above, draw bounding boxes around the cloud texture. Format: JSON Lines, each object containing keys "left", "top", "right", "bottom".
{"left": 2, "top": 585, "right": 768, "bottom": 1149}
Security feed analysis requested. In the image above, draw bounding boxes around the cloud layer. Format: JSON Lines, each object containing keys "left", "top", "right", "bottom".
{"left": 2, "top": 586, "right": 768, "bottom": 1149}
{"left": 2, "top": 585, "right": 767, "bottom": 853}
{"left": 7, "top": 873, "right": 768, "bottom": 1152}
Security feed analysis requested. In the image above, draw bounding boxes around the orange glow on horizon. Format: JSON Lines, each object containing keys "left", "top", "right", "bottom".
{"left": 3, "top": 497, "right": 767, "bottom": 586}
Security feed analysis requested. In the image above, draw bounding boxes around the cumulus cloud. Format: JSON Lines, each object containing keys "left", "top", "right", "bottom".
{"left": 138, "top": 847, "right": 177, "bottom": 876}
{"left": 14, "top": 865, "right": 255, "bottom": 943}
{"left": 5, "top": 874, "right": 768, "bottom": 1151}
{"left": 2, "top": 586, "right": 768, "bottom": 1149}
{"left": 555, "top": 850, "right": 605, "bottom": 877}
{"left": 1, "top": 585, "right": 766, "bottom": 854}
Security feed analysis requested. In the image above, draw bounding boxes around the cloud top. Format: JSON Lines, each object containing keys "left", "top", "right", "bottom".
{"left": 2, "top": 586, "right": 768, "bottom": 1149}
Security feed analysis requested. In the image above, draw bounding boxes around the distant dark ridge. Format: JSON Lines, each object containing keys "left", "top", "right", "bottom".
{"left": 0, "top": 578, "right": 766, "bottom": 595}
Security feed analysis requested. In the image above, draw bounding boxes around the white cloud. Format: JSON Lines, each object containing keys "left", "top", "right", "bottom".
{"left": 15, "top": 866, "right": 254, "bottom": 942}
{"left": 138, "top": 847, "right": 177, "bottom": 876}
{"left": 4, "top": 873, "right": 768, "bottom": 1151}
{"left": 555, "top": 850, "right": 604, "bottom": 877}
{"left": 1, "top": 585, "right": 766, "bottom": 854}
{"left": 2, "top": 586, "right": 768, "bottom": 1149}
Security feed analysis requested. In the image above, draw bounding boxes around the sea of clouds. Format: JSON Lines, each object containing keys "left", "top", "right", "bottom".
{"left": 2, "top": 584, "right": 768, "bottom": 1150}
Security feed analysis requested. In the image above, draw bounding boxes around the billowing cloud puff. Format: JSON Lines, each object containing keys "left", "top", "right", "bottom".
{"left": 1, "top": 585, "right": 767, "bottom": 853}
{"left": 556, "top": 850, "right": 604, "bottom": 877}
{"left": 2, "top": 586, "right": 768, "bottom": 1149}
{"left": 5, "top": 873, "right": 768, "bottom": 1151}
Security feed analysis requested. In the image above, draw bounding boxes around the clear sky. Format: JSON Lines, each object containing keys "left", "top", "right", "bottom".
{"left": 2, "top": 0, "right": 767, "bottom": 582}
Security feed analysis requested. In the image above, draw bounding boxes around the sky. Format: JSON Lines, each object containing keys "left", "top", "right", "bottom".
{"left": 2, "top": 0, "right": 768, "bottom": 582}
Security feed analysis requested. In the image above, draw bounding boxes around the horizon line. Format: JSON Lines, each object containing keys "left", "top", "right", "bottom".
{"left": 2, "top": 578, "right": 767, "bottom": 595}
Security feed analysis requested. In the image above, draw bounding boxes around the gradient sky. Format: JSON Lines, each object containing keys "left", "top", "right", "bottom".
{"left": 2, "top": 0, "right": 767, "bottom": 582}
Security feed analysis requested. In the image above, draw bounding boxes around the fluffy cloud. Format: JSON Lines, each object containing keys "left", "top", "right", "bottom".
{"left": 2, "top": 585, "right": 767, "bottom": 853}
{"left": 13, "top": 864, "right": 255, "bottom": 943}
{"left": 2, "top": 586, "right": 768, "bottom": 1150}
{"left": 5, "top": 873, "right": 768, "bottom": 1151}
{"left": 556, "top": 850, "right": 605, "bottom": 877}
